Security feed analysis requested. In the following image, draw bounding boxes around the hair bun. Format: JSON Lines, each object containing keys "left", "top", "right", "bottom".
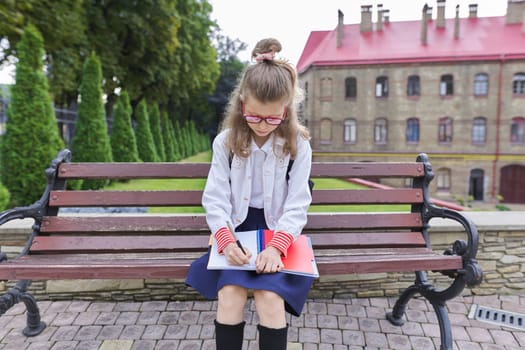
{"left": 251, "top": 38, "right": 282, "bottom": 62}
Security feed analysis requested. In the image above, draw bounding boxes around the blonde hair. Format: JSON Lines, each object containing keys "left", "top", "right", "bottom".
{"left": 221, "top": 38, "right": 309, "bottom": 159}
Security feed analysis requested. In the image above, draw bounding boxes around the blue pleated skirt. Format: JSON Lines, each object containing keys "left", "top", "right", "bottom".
{"left": 185, "top": 207, "right": 314, "bottom": 316}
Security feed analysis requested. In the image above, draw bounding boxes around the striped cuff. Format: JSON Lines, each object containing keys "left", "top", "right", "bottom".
{"left": 215, "top": 226, "right": 236, "bottom": 253}
{"left": 267, "top": 231, "right": 294, "bottom": 257}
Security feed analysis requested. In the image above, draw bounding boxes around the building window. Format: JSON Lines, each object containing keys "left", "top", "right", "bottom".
{"left": 473, "top": 73, "right": 488, "bottom": 96}
{"left": 438, "top": 117, "right": 453, "bottom": 143}
{"left": 472, "top": 117, "right": 486, "bottom": 144}
{"left": 375, "top": 76, "right": 388, "bottom": 97}
{"left": 345, "top": 77, "right": 357, "bottom": 99}
{"left": 320, "top": 118, "right": 333, "bottom": 144}
{"left": 374, "top": 118, "right": 388, "bottom": 144}
{"left": 343, "top": 119, "right": 357, "bottom": 143}
{"left": 511, "top": 117, "right": 525, "bottom": 144}
{"left": 436, "top": 168, "right": 451, "bottom": 191}
{"left": 440, "top": 74, "right": 454, "bottom": 96}
{"left": 320, "top": 77, "right": 333, "bottom": 100}
{"left": 407, "top": 75, "right": 420, "bottom": 96}
{"left": 513, "top": 73, "right": 525, "bottom": 95}
{"left": 406, "top": 118, "right": 419, "bottom": 143}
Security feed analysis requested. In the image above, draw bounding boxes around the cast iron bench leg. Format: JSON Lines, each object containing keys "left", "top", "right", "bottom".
{"left": 0, "top": 280, "right": 46, "bottom": 336}
{"left": 386, "top": 271, "right": 454, "bottom": 350}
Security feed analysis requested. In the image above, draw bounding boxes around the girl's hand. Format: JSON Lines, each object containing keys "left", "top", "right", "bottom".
{"left": 223, "top": 243, "right": 252, "bottom": 266}
{"left": 255, "top": 246, "right": 284, "bottom": 273}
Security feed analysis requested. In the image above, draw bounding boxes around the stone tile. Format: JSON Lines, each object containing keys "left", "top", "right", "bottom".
{"left": 74, "top": 326, "right": 102, "bottom": 340}
{"left": 99, "top": 340, "right": 132, "bottom": 350}
{"left": 166, "top": 301, "right": 194, "bottom": 311}
{"left": 164, "top": 325, "right": 188, "bottom": 339}
{"left": 466, "top": 327, "right": 494, "bottom": 344}
{"left": 130, "top": 340, "right": 156, "bottom": 350}
{"left": 409, "top": 335, "right": 436, "bottom": 350}
{"left": 364, "top": 331, "right": 388, "bottom": 348}
{"left": 338, "top": 316, "right": 359, "bottom": 330}
{"left": 73, "top": 312, "right": 100, "bottom": 326}
{"left": 49, "top": 313, "right": 77, "bottom": 327}
{"left": 86, "top": 303, "right": 116, "bottom": 312}
{"left": 176, "top": 340, "right": 202, "bottom": 350}
{"left": 342, "top": 330, "right": 365, "bottom": 347}
{"left": 177, "top": 311, "right": 198, "bottom": 325}
{"left": 153, "top": 340, "right": 180, "bottom": 350}
{"left": 405, "top": 309, "right": 427, "bottom": 323}
{"left": 186, "top": 325, "right": 202, "bottom": 339}
{"left": 358, "top": 318, "right": 380, "bottom": 332}
{"left": 76, "top": 341, "right": 102, "bottom": 350}
{"left": 366, "top": 306, "right": 387, "bottom": 319}
{"left": 298, "top": 327, "right": 320, "bottom": 343}
{"left": 66, "top": 302, "right": 91, "bottom": 313}
{"left": 378, "top": 319, "right": 403, "bottom": 334}
{"left": 304, "top": 314, "right": 318, "bottom": 328}
{"left": 320, "top": 329, "right": 343, "bottom": 344}
{"left": 95, "top": 312, "right": 120, "bottom": 325}
{"left": 489, "top": 329, "right": 519, "bottom": 347}
{"left": 114, "top": 303, "right": 141, "bottom": 312}
{"left": 197, "top": 311, "right": 215, "bottom": 325}
{"left": 141, "top": 325, "right": 166, "bottom": 340}
{"left": 49, "top": 341, "right": 78, "bottom": 350}
{"left": 50, "top": 326, "right": 79, "bottom": 342}
{"left": 387, "top": 333, "right": 411, "bottom": 350}
{"left": 346, "top": 305, "right": 366, "bottom": 318}
{"left": 327, "top": 303, "right": 347, "bottom": 316}
{"left": 26, "top": 342, "right": 54, "bottom": 350}
{"left": 308, "top": 302, "right": 328, "bottom": 315}
{"left": 97, "top": 325, "right": 124, "bottom": 340}
{"left": 456, "top": 341, "right": 483, "bottom": 350}
{"left": 46, "top": 302, "right": 71, "bottom": 314}
{"left": 120, "top": 325, "right": 145, "bottom": 340}
{"left": 318, "top": 315, "right": 338, "bottom": 329}
{"left": 115, "top": 312, "right": 140, "bottom": 325}
{"left": 192, "top": 301, "right": 213, "bottom": 311}
{"left": 400, "top": 321, "right": 424, "bottom": 336}
{"left": 140, "top": 301, "right": 167, "bottom": 312}
{"left": 136, "top": 312, "right": 160, "bottom": 325}
{"left": 157, "top": 312, "right": 179, "bottom": 325}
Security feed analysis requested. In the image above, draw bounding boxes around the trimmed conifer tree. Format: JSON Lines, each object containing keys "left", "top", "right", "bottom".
{"left": 0, "top": 182, "right": 9, "bottom": 211}
{"left": 135, "top": 99, "right": 158, "bottom": 162}
{"left": 1, "top": 24, "right": 64, "bottom": 206}
{"left": 111, "top": 91, "right": 140, "bottom": 163}
{"left": 148, "top": 103, "right": 165, "bottom": 162}
{"left": 71, "top": 52, "right": 112, "bottom": 189}
{"left": 161, "top": 112, "right": 176, "bottom": 162}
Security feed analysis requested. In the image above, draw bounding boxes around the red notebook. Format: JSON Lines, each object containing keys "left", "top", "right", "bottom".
{"left": 207, "top": 229, "right": 319, "bottom": 277}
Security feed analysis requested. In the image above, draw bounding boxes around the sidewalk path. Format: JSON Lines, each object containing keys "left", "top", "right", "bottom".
{"left": 0, "top": 294, "right": 524, "bottom": 349}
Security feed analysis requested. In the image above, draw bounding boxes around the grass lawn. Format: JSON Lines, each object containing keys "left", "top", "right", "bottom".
{"left": 104, "top": 151, "right": 409, "bottom": 213}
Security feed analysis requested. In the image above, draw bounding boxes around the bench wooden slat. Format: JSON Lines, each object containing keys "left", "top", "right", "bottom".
{"left": 39, "top": 213, "right": 423, "bottom": 233}
{"left": 57, "top": 162, "right": 425, "bottom": 180}
{"left": 311, "top": 189, "right": 423, "bottom": 204}
{"left": 48, "top": 188, "right": 424, "bottom": 207}
{"left": 310, "top": 232, "right": 426, "bottom": 248}
{"left": 309, "top": 162, "right": 424, "bottom": 178}
{"left": 49, "top": 190, "right": 204, "bottom": 207}
{"left": 0, "top": 249, "right": 460, "bottom": 280}
{"left": 29, "top": 232, "right": 426, "bottom": 254}
{"left": 30, "top": 235, "right": 210, "bottom": 253}
{"left": 57, "top": 163, "right": 211, "bottom": 179}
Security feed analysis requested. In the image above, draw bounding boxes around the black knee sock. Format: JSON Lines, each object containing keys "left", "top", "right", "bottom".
{"left": 215, "top": 319, "right": 245, "bottom": 350}
{"left": 258, "top": 324, "right": 288, "bottom": 350}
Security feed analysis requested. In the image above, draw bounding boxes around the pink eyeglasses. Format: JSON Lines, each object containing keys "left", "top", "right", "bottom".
{"left": 242, "top": 103, "right": 286, "bottom": 125}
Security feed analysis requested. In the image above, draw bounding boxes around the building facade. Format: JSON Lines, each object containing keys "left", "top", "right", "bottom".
{"left": 297, "top": 0, "right": 525, "bottom": 204}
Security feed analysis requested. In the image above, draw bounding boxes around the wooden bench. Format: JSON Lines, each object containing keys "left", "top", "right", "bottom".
{"left": 0, "top": 148, "right": 482, "bottom": 348}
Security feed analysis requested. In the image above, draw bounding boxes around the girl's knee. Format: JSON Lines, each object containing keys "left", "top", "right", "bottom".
{"left": 254, "top": 290, "right": 284, "bottom": 312}
{"left": 218, "top": 285, "right": 248, "bottom": 308}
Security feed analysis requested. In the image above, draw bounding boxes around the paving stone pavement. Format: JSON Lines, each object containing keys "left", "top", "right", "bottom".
{"left": 0, "top": 294, "right": 524, "bottom": 349}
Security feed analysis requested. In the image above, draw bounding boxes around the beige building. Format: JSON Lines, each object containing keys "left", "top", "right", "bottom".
{"left": 297, "top": 0, "right": 525, "bottom": 204}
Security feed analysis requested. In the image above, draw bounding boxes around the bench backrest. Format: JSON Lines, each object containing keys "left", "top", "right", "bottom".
{"left": 32, "top": 149, "right": 434, "bottom": 254}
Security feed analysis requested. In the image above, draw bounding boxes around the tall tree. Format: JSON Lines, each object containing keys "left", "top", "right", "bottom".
{"left": 161, "top": 111, "right": 176, "bottom": 162}
{"left": 110, "top": 91, "right": 140, "bottom": 163}
{"left": 0, "top": 24, "right": 64, "bottom": 206}
{"left": 71, "top": 51, "right": 112, "bottom": 189}
{"left": 0, "top": 0, "right": 88, "bottom": 107}
{"left": 148, "top": 103, "right": 165, "bottom": 162}
{"left": 135, "top": 99, "right": 158, "bottom": 162}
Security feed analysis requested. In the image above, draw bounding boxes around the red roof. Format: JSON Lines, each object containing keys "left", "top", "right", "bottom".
{"left": 297, "top": 16, "right": 525, "bottom": 74}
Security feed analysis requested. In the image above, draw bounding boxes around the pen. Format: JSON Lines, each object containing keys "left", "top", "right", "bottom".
{"left": 227, "top": 221, "right": 247, "bottom": 255}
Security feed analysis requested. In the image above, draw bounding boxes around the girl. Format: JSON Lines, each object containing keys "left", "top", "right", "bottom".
{"left": 186, "top": 38, "right": 313, "bottom": 350}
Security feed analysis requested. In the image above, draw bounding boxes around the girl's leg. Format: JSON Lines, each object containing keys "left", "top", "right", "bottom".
{"left": 215, "top": 285, "right": 248, "bottom": 350}
{"left": 253, "top": 290, "right": 288, "bottom": 350}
